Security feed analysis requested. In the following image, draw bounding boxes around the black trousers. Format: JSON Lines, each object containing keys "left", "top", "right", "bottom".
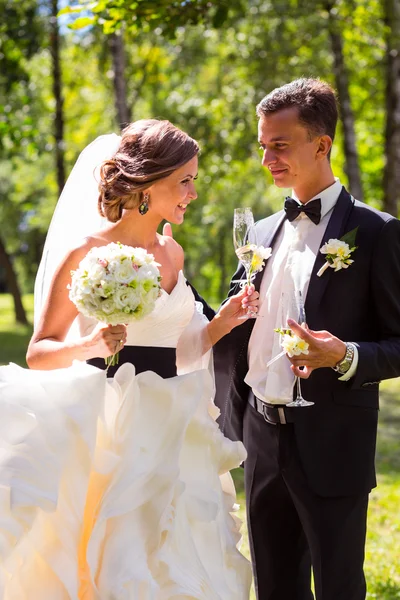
{"left": 243, "top": 402, "right": 369, "bottom": 600}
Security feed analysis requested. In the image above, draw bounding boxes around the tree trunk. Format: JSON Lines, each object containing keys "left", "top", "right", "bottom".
{"left": 50, "top": 0, "right": 65, "bottom": 196}
{"left": 0, "top": 235, "right": 28, "bottom": 325}
{"left": 109, "top": 31, "right": 131, "bottom": 128}
{"left": 383, "top": 0, "right": 400, "bottom": 216}
{"left": 326, "top": 2, "right": 364, "bottom": 201}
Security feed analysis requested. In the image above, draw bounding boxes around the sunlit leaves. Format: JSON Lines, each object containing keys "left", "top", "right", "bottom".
{"left": 58, "top": 0, "right": 243, "bottom": 36}
{"left": 2, "top": 0, "right": 395, "bottom": 295}
{"left": 69, "top": 15, "right": 96, "bottom": 28}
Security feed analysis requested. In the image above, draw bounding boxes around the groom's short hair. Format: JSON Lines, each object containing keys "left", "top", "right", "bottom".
{"left": 256, "top": 78, "right": 338, "bottom": 143}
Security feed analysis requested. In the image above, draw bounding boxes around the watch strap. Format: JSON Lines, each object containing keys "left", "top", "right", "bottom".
{"left": 333, "top": 342, "right": 355, "bottom": 374}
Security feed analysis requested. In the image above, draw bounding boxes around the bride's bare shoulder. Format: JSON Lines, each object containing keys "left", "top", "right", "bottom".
{"left": 81, "top": 232, "right": 111, "bottom": 249}
{"left": 158, "top": 234, "right": 184, "bottom": 270}
{"left": 59, "top": 234, "right": 109, "bottom": 271}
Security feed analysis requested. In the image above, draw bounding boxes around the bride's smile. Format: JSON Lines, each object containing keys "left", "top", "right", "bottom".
{"left": 144, "top": 154, "right": 198, "bottom": 225}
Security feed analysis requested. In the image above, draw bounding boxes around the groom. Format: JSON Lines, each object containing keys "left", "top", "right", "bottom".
{"left": 213, "top": 78, "right": 400, "bottom": 600}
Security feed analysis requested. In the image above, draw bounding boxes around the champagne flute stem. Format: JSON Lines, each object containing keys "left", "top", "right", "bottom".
{"left": 296, "top": 376, "right": 302, "bottom": 400}
{"left": 247, "top": 265, "right": 254, "bottom": 287}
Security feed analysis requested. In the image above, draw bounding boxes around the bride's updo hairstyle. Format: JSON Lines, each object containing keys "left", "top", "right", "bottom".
{"left": 98, "top": 119, "right": 199, "bottom": 222}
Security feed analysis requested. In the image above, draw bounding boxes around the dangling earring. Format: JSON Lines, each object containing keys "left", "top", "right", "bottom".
{"left": 139, "top": 193, "right": 149, "bottom": 215}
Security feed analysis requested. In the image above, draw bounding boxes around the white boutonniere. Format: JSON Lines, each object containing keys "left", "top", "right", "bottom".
{"left": 274, "top": 328, "right": 310, "bottom": 358}
{"left": 236, "top": 244, "right": 272, "bottom": 285}
{"left": 266, "top": 325, "right": 309, "bottom": 367}
{"left": 317, "top": 227, "right": 358, "bottom": 277}
{"left": 250, "top": 245, "right": 272, "bottom": 273}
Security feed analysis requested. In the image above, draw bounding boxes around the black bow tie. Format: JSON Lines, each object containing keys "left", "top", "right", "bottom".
{"left": 284, "top": 197, "right": 322, "bottom": 225}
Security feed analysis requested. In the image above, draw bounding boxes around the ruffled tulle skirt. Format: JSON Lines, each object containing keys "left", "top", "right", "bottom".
{"left": 0, "top": 362, "right": 251, "bottom": 599}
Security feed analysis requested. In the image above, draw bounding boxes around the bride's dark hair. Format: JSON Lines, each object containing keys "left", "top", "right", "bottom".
{"left": 98, "top": 119, "right": 199, "bottom": 222}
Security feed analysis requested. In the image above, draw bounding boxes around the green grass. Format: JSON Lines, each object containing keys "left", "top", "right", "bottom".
{"left": 1, "top": 294, "right": 400, "bottom": 598}
{"left": 0, "top": 294, "right": 34, "bottom": 367}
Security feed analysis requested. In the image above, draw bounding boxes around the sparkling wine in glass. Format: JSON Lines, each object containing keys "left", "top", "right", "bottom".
{"left": 235, "top": 244, "right": 255, "bottom": 274}
{"left": 233, "top": 207, "right": 258, "bottom": 318}
{"left": 286, "top": 291, "right": 314, "bottom": 407}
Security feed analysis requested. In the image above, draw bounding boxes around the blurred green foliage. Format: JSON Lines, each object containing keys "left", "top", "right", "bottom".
{"left": 0, "top": 294, "right": 33, "bottom": 365}
{"left": 0, "top": 0, "right": 393, "bottom": 304}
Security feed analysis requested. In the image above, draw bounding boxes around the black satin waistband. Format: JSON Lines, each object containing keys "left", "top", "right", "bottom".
{"left": 87, "top": 346, "right": 177, "bottom": 379}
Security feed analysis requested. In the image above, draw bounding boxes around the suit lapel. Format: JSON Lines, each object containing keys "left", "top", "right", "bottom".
{"left": 305, "top": 187, "right": 355, "bottom": 317}
{"left": 253, "top": 210, "right": 286, "bottom": 293}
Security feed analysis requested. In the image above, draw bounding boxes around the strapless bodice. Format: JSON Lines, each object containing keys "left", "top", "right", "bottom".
{"left": 78, "top": 270, "right": 195, "bottom": 349}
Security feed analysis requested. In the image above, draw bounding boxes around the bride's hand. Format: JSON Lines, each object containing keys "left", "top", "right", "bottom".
{"left": 84, "top": 323, "right": 127, "bottom": 359}
{"left": 205, "top": 285, "right": 260, "bottom": 348}
{"left": 218, "top": 285, "right": 259, "bottom": 328}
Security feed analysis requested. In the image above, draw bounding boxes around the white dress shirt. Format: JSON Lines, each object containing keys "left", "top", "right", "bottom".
{"left": 245, "top": 178, "right": 358, "bottom": 405}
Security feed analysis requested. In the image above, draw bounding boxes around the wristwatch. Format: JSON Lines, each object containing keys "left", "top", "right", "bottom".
{"left": 333, "top": 342, "right": 355, "bottom": 375}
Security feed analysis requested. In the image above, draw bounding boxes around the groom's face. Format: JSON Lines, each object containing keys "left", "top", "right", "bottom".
{"left": 258, "top": 107, "right": 323, "bottom": 194}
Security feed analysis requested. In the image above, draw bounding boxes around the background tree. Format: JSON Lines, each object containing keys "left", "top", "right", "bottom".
{"left": 383, "top": 0, "right": 400, "bottom": 216}
{"left": 325, "top": 0, "right": 364, "bottom": 200}
{"left": 0, "top": 0, "right": 44, "bottom": 323}
{"left": 50, "top": 0, "right": 66, "bottom": 195}
{"left": 108, "top": 30, "right": 131, "bottom": 128}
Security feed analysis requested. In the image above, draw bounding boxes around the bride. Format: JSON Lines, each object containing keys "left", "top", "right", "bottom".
{"left": 0, "top": 119, "right": 255, "bottom": 599}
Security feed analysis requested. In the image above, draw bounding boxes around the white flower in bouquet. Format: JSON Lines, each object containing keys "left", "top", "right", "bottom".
{"left": 69, "top": 242, "right": 162, "bottom": 366}
{"left": 112, "top": 261, "right": 138, "bottom": 284}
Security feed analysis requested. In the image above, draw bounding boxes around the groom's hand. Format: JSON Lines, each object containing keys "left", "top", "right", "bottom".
{"left": 286, "top": 319, "right": 347, "bottom": 379}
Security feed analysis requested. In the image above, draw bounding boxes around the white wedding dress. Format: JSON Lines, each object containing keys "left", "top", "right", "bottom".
{"left": 0, "top": 271, "right": 252, "bottom": 600}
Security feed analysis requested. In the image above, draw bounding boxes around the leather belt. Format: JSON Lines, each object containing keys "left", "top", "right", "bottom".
{"left": 248, "top": 391, "right": 295, "bottom": 425}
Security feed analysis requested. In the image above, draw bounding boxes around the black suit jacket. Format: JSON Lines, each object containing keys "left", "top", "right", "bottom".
{"left": 186, "top": 281, "right": 216, "bottom": 322}
{"left": 213, "top": 187, "right": 400, "bottom": 497}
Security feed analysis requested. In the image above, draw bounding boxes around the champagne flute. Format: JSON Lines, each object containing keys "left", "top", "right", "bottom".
{"left": 285, "top": 291, "right": 314, "bottom": 407}
{"left": 233, "top": 207, "right": 258, "bottom": 318}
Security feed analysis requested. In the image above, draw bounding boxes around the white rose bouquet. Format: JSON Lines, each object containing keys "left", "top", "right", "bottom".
{"left": 69, "top": 242, "right": 162, "bottom": 366}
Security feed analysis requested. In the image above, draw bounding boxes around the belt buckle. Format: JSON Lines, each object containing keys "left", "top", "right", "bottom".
{"left": 262, "top": 404, "right": 277, "bottom": 425}
{"left": 278, "top": 407, "right": 287, "bottom": 425}
{"left": 262, "top": 404, "right": 287, "bottom": 425}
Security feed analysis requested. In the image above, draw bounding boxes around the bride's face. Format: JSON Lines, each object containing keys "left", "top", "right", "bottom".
{"left": 146, "top": 156, "right": 198, "bottom": 225}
